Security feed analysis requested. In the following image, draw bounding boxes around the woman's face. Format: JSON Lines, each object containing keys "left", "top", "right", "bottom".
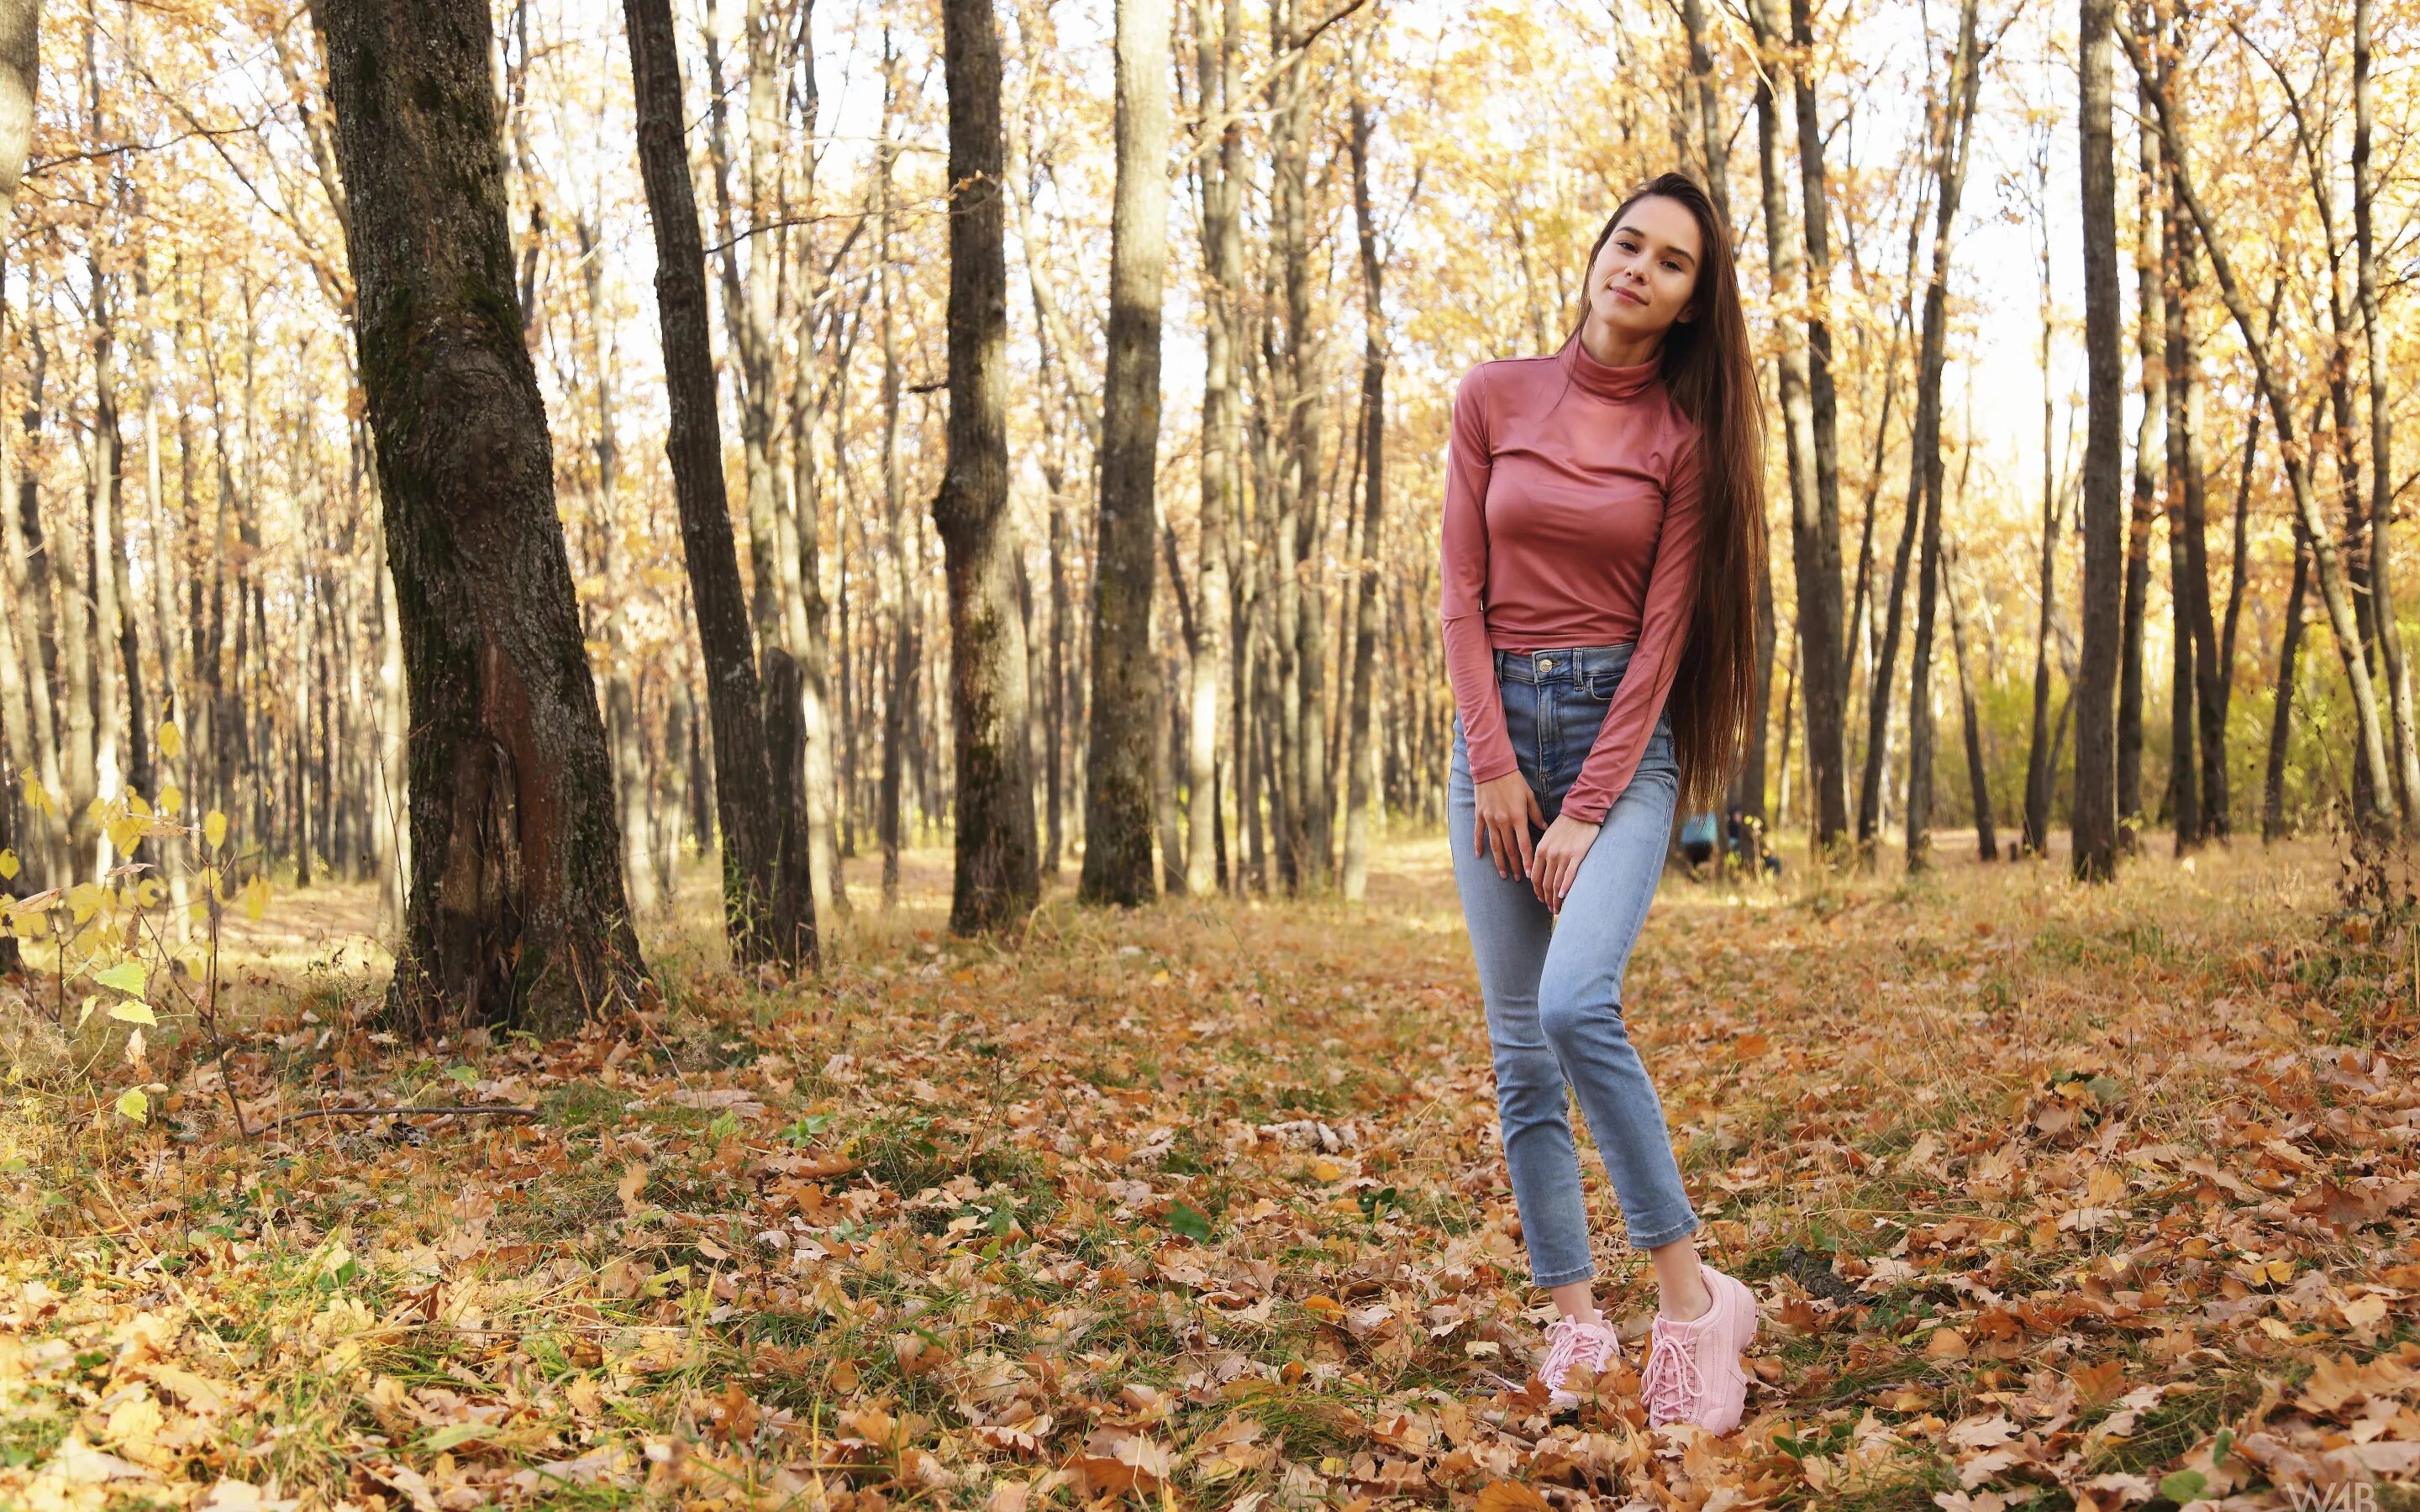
{"left": 1583, "top": 195, "right": 1704, "bottom": 347}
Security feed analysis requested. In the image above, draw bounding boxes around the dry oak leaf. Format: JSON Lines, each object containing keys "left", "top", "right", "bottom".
{"left": 1069, "top": 1428, "right": 1172, "bottom": 1496}
{"left": 2300, "top": 1349, "right": 2418, "bottom": 1415}
{"left": 1476, "top": 1480, "right": 1554, "bottom": 1512}
{"left": 2071, "top": 1358, "right": 2128, "bottom": 1408}
{"left": 1948, "top": 1414, "right": 2019, "bottom": 1450}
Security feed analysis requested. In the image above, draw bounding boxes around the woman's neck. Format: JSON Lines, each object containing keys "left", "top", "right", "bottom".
{"left": 1578, "top": 316, "right": 1665, "bottom": 370}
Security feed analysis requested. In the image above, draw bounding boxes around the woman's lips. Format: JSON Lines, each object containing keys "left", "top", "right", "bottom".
{"left": 1609, "top": 286, "right": 1647, "bottom": 307}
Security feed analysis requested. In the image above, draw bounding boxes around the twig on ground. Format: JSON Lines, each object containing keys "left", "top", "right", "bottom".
{"left": 260, "top": 1104, "right": 539, "bottom": 1134}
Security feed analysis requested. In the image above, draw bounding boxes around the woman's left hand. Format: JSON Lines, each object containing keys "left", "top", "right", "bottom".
{"left": 1531, "top": 814, "right": 1602, "bottom": 912}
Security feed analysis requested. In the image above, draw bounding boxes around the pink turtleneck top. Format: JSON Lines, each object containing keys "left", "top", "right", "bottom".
{"left": 1439, "top": 335, "right": 1706, "bottom": 825}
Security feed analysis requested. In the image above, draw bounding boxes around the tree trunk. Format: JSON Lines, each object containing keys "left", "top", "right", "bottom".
{"left": 2160, "top": 120, "right": 2200, "bottom": 850}
{"left": 373, "top": 491, "right": 408, "bottom": 926}
{"left": 310, "top": 0, "right": 650, "bottom": 1032}
{"left": 658, "top": 679, "right": 689, "bottom": 905}
{"left": 2118, "top": 53, "right": 2160, "bottom": 847}
{"left": 1944, "top": 535, "right": 1996, "bottom": 860}
{"left": 2123, "top": 21, "right": 2397, "bottom": 834}
{"left": 1899, "top": 0, "right": 1980, "bottom": 872}
{"left": 1185, "top": 0, "right": 1241, "bottom": 900}
{"left": 623, "top": 0, "right": 812, "bottom": 968}
{"left": 1681, "top": 0, "right": 1728, "bottom": 225}
{"left": 90, "top": 289, "right": 128, "bottom": 876}
{"left": 2264, "top": 522, "right": 2310, "bottom": 842}
{"left": 1746, "top": 0, "right": 1847, "bottom": 856}
{"left": 578, "top": 213, "right": 656, "bottom": 918}
{"left": 1340, "top": 81, "right": 1387, "bottom": 903}
{"left": 876, "top": 44, "right": 915, "bottom": 911}
{"left": 786, "top": 8, "right": 847, "bottom": 926}
{"left": 2353, "top": 0, "right": 2418, "bottom": 825}
{"left": 1789, "top": 0, "right": 1844, "bottom": 843}
{"left": 1080, "top": 0, "right": 1173, "bottom": 907}
{"left": 703, "top": 0, "right": 789, "bottom": 662}
{"left": 2161, "top": 126, "right": 2228, "bottom": 842}
{"left": 2071, "top": 0, "right": 2126, "bottom": 881}
{"left": 934, "top": 0, "right": 1039, "bottom": 933}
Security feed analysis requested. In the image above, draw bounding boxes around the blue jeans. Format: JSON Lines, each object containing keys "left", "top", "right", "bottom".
{"left": 1449, "top": 643, "right": 1700, "bottom": 1288}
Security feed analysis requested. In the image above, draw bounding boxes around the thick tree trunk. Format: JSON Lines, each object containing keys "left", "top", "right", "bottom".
{"left": 1080, "top": 0, "right": 1173, "bottom": 906}
{"left": 311, "top": 0, "right": 649, "bottom": 1032}
{"left": 935, "top": 0, "right": 1039, "bottom": 934}
{"left": 2072, "top": 0, "right": 2126, "bottom": 881}
{"left": 623, "top": 0, "right": 812, "bottom": 968}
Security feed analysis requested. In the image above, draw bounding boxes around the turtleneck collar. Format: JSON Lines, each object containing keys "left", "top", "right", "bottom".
{"left": 1562, "top": 330, "right": 1662, "bottom": 401}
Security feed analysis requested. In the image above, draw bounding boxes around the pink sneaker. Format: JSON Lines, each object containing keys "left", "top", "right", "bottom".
{"left": 1536, "top": 1315, "right": 1623, "bottom": 1412}
{"left": 1640, "top": 1265, "right": 1759, "bottom": 1434}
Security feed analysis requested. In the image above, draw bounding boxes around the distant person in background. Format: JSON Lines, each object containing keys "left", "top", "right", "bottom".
{"left": 1680, "top": 810, "right": 1720, "bottom": 874}
{"left": 1440, "top": 171, "right": 1767, "bottom": 1434}
{"left": 1727, "top": 805, "right": 1781, "bottom": 877}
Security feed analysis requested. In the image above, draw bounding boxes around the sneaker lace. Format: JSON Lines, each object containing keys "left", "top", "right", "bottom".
{"left": 1539, "top": 1315, "right": 1616, "bottom": 1383}
{"left": 1539, "top": 1317, "right": 1587, "bottom": 1388}
{"left": 1639, "top": 1327, "right": 1704, "bottom": 1420}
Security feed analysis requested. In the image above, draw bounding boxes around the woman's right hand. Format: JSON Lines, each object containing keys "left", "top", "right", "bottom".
{"left": 1473, "top": 771, "right": 1545, "bottom": 880}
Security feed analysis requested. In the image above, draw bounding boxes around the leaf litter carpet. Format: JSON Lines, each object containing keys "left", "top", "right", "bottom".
{"left": 3, "top": 838, "right": 2414, "bottom": 1512}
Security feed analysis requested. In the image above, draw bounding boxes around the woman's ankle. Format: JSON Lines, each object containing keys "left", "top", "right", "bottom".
{"left": 1648, "top": 1240, "right": 1712, "bottom": 1321}
{"left": 1657, "top": 1274, "right": 1713, "bottom": 1322}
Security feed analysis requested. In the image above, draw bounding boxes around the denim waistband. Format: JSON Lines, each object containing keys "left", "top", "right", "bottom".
{"left": 1491, "top": 642, "right": 1635, "bottom": 685}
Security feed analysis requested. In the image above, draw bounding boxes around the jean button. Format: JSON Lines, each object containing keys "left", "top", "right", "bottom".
{"left": 1539, "top": 658, "right": 1554, "bottom": 672}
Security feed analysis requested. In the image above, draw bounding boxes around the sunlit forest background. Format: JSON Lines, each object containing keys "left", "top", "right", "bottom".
{"left": 3, "top": 0, "right": 2410, "bottom": 941}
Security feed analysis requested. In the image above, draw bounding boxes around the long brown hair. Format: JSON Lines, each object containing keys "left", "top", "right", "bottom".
{"left": 1568, "top": 172, "right": 1766, "bottom": 812}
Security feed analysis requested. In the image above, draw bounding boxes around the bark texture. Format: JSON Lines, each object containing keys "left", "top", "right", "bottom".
{"left": 624, "top": 0, "right": 813, "bottom": 967}
{"left": 936, "top": 0, "right": 1039, "bottom": 933}
{"left": 1080, "top": 0, "right": 1173, "bottom": 906}
{"left": 309, "top": 0, "right": 649, "bottom": 1032}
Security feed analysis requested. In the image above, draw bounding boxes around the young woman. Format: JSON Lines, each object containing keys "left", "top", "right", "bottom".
{"left": 1440, "top": 172, "right": 1766, "bottom": 1433}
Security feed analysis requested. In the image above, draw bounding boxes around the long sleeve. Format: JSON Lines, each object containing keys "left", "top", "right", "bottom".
{"left": 1439, "top": 363, "right": 1518, "bottom": 783}
{"left": 1560, "top": 431, "right": 1706, "bottom": 824}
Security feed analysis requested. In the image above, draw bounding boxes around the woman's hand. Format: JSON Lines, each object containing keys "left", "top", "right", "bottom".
{"left": 1532, "top": 814, "right": 1602, "bottom": 912}
{"left": 1472, "top": 771, "right": 1545, "bottom": 879}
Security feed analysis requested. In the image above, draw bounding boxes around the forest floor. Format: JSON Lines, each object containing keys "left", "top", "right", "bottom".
{"left": 3, "top": 831, "right": 2416, "bottom": 1512}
